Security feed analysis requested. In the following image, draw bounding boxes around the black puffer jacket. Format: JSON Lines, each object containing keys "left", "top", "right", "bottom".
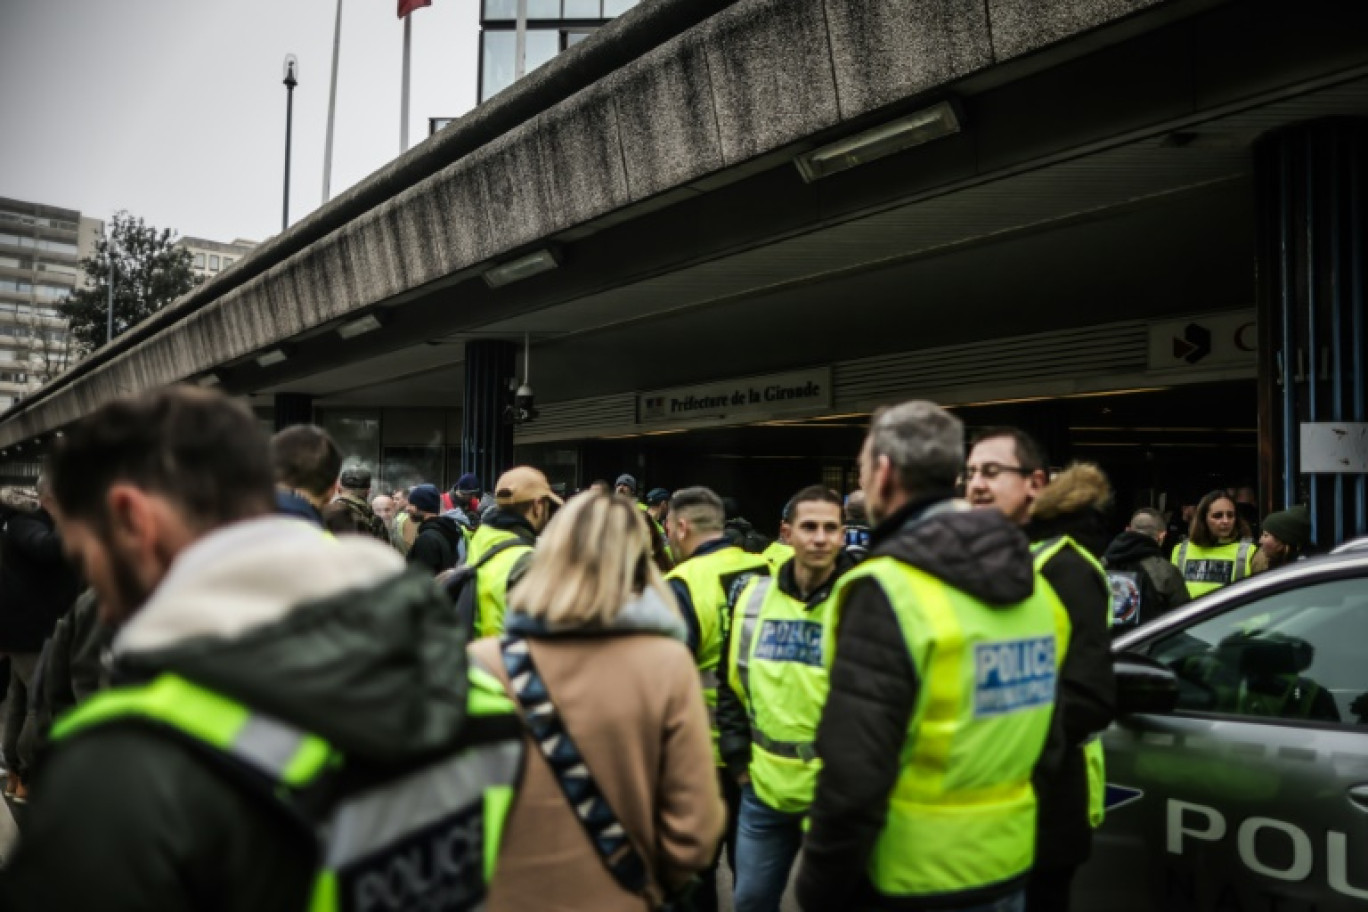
{"left": 406, "top": 514, "right": 467, "bottom": 575}
{"left": 0, "top": 504, "right": 82, "bottom": 653}
{"left": 796, "top": 496, "right": 1041, "bottom": 912}
{"left": 1023, "top": 464, "right": 1117, "bottom": 872}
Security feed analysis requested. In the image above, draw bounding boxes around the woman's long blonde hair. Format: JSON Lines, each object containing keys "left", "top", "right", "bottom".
{"left": 509, "top": 491, "right": 674, "bottom": 626}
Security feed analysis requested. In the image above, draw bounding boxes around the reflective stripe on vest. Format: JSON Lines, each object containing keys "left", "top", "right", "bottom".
{"left": 830, "top": 557, "right": 1069, "bottom": 899}
{"left": 53, "top": 671, "right": 522, "bottom": 912}
{"left": 668, "top": 544, "right": 770, "bottom": 766}
{"left": 1031, "top": 535, "right": 1110, "bottom": 829}
{"left": 1173, "top": 539, "right": 1253, "bottom": 599}
{"left": 469, "top": 525, "right": 534, "bottom": 639}
{"left": 729, "top": 575, "right": 831, "bottom": 812}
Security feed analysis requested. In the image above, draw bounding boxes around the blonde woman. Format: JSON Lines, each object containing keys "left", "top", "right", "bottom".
{"left": 469, "top": 492, "right": 724, "bottom": 911}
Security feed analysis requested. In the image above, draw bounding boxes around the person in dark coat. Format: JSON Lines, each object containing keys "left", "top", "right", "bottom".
{"left": 1102, "top": 507, "right": 1191, "bottom": 632}
{"left": 966, "top": 429, "right": 1116, "bottom": 912}
{"left": 0, "top": 479, "right": 82, "bottom": 801}
{"left": 798, "top": 403, "right": 1054, "bottom": 912}
{"left": 405, "top": 483, "right": 467, "bottom": 575}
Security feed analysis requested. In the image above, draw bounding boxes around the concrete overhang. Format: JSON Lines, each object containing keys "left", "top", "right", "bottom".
{"left": 3, "top": 0, "right": 1366, "bottom": 451}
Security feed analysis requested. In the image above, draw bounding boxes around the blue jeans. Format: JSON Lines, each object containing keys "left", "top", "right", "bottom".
{"left": 733, "top": 784, "right": 803, "bottom": 912}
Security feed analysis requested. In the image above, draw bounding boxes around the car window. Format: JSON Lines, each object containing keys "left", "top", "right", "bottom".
{"left": 1146, "top": 577, "right": 1368, "bottom": 726}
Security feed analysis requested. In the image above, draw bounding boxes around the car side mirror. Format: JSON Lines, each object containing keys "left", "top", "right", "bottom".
{"left": 1114, "top": 651, "right": 1180, "bottom": 715}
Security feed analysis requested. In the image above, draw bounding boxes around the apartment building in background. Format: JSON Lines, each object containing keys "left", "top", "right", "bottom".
{"left": 178, "top": 236, "right": 257, "bottom": 281}
{"left": 0, "top": 197, "right": 102, "bottom": 410}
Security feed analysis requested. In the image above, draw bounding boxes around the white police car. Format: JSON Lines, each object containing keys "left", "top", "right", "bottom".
{"left": 1076, "top": 547, "right": 1368, "bottom": 911}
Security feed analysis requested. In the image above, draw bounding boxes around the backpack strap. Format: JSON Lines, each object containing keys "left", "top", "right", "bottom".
{"left": 471, "top": 536, "right": 527, "bottom": 570}
{"left": 499, "top": 635, "right": 653, "bottom": 899}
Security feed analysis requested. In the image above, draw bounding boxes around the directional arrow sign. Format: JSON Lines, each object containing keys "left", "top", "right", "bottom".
{"left": 1104, "top": 783, "right": 1145, "bottom": 812}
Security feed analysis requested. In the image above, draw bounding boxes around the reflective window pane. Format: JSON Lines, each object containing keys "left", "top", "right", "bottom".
{"left": 563, "top": 0, "right": 601, "bottom": 17}
{"left": 481, "top": 30, "right": 516, "bottom": 100}
{"left": 528, "top": 0, "right": 560, "bottom": 18}
{"left": 483, "top": 0, "right": 516, "bottom": 19}
{"left": 603, "top": 0, "right": 638, "bottom": 15}
{"left": 1147, "top": 578, "right": 1368, "bottom": 726}
{"left": 525, "top": 28, "right": 560, "bottom": 73}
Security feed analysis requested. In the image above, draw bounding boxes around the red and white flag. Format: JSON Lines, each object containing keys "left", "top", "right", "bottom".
{"left": 397, "top": 0, "right": 430, "bottom": 17}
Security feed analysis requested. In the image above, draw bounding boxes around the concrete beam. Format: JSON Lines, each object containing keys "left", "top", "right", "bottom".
{"left": 0, "top": 0, "right": 1192, "bottom": 449}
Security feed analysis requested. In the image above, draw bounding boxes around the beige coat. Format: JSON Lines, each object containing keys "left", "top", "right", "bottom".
{"left": 470, "top": 595, "right": 723, "bottom": 912}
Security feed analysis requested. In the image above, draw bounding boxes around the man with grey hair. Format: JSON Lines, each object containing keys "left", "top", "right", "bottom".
{"left": 798, "top": 401, "right": 1065, "bottom": 912}
{"left": 1102, "top": 506, "right": 1191, "bottom": 632}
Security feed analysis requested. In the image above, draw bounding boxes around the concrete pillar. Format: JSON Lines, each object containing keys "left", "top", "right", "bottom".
{"left": 462, "top": 340, "right": 516, "bottom": 490}
{"left": 273, "top": 392, "right": 314, "bottom": 432}
{"left": 1254, "top": 118, "right": 1368, "bottom": 546}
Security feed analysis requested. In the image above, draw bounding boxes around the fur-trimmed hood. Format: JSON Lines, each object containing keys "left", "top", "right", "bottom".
{"left": 1029, "top": 462, "right": 1112, "bottom": 522}
{"left": 1026, "top": 462, "right": 1113, "bottom": 559}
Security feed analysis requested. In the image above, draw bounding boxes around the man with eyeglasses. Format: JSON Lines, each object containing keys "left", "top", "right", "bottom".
{"left": 965, "top": 428, "right": 1116, "bottom": 912}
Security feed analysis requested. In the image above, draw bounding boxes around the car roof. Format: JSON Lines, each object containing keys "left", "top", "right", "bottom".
{"left": 1112, "top": 547, "right": 1368, "bottom": 652}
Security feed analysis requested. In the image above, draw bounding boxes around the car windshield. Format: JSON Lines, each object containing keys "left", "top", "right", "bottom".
{"left": 1145, "top": 577, "right": 1368, "bottom": 725}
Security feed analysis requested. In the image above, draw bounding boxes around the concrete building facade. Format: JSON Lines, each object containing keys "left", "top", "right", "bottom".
{"left": 0, "top": 197, "right": 101, "bottom": 411}
{"left": 0, "top": 0, "right": 1365, "bottom": 551}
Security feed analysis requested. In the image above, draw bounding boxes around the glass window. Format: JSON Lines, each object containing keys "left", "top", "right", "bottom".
{"left": 525, "top": 28, "right": 559, "bottom": 72}
{"left": 482, "top": 0, "right": 557, "bottom": 19}
{"left": 0, "top": 280, "right": 32, "bottom": 294}
{"left": 603, "top": 0, "right": 638, "bottom": 15}
{"left": 482, "top": 30, "right": 517, "bottom": 100}
{"left": 563, "top": 0, "right": 600, "bottom": 16}
{"left": 209, "top": 255, "right": 220, "bottom": 269}
{"left": 1146, "top": 577, "right": 1368, "bottom": 726}
{"left": 0, "top": 350, "right": 15, "bottom": 362}
{"left": 563, "top": 28, "right": 594, "bottom": 48}
{"left": 37, "top": 239, "right": 77, "bottom": 255}
{"left": 0, "top": 234, "right": 36, "bottom": 250}
{"left": 193, "top": 253, "right": 205, "bottom": 268}
{"left": 223, "top": 257, "right": 234, "bottom": 268}
{"left": 382, "top": 446, "right": 444, "bottom": 494}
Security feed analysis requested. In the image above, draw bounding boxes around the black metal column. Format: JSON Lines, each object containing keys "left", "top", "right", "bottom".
{"left": 462, "top": 340, "right": 515, "bottom": 488}
{"left": 273, "top": 392, "right": 314, "bottom": 432}
{"left": 1254, "top": 118, "right": 1368, "bottom": 546}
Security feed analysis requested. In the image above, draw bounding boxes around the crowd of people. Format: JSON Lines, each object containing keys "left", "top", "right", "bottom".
{"left": 0, "top": 385, "right": 1331, "bottom": 911}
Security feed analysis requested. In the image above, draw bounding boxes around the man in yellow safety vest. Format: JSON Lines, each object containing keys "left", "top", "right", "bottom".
{"left": 799, "top": 402, "right": 1069, "bottom": 912}
{"left": 966, "top": 427, "right": 1116, "bottom": 912}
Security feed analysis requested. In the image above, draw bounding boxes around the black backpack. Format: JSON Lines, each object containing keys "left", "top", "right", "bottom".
{"left": 441, "top": 538, "right": 524, "bottom": 640}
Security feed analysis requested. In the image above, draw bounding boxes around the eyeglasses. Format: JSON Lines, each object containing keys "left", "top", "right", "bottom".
{"left": 962, "top": 463, "right": 1029, "bottom": 481}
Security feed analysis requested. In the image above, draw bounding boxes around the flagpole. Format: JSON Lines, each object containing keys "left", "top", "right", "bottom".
{"left": 322, "top": 0, "right": 344, "bottom": 204}
{"left": 401, "top": 14, "right": 412, "bottom": 152}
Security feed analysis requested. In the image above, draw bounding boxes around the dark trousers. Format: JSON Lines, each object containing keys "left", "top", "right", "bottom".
{"left": 693, "top": 769, "right": 741, "bottom": 912}
{"left": 2, "top": 653, "right": 40, "bottom": 777}
{"left": 1026, "top": 864, "right": 1077, "bottom": 912}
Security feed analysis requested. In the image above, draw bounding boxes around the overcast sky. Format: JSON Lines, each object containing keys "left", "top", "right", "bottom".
{"left": 0, "top": 0, "right": 481, "bottom": 243}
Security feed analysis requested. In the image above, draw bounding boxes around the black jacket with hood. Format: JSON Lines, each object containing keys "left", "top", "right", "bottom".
{"left": 1102, "top": 530, "right": 1191, "bottom": 629}
{"left": 796, "top": 496, "right": 1042, "bottom": 912}
{"left": 1022, "top": 463, "right": 1118, "bottom": 872}
{"left": 0, "top": 517, "right": 510, "bottom": 912}
{"left": 0, "top": 494, "right": 82, "bottom": 653}
{"left": 407, "top": 513, "right": 469, "bottom": 575}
